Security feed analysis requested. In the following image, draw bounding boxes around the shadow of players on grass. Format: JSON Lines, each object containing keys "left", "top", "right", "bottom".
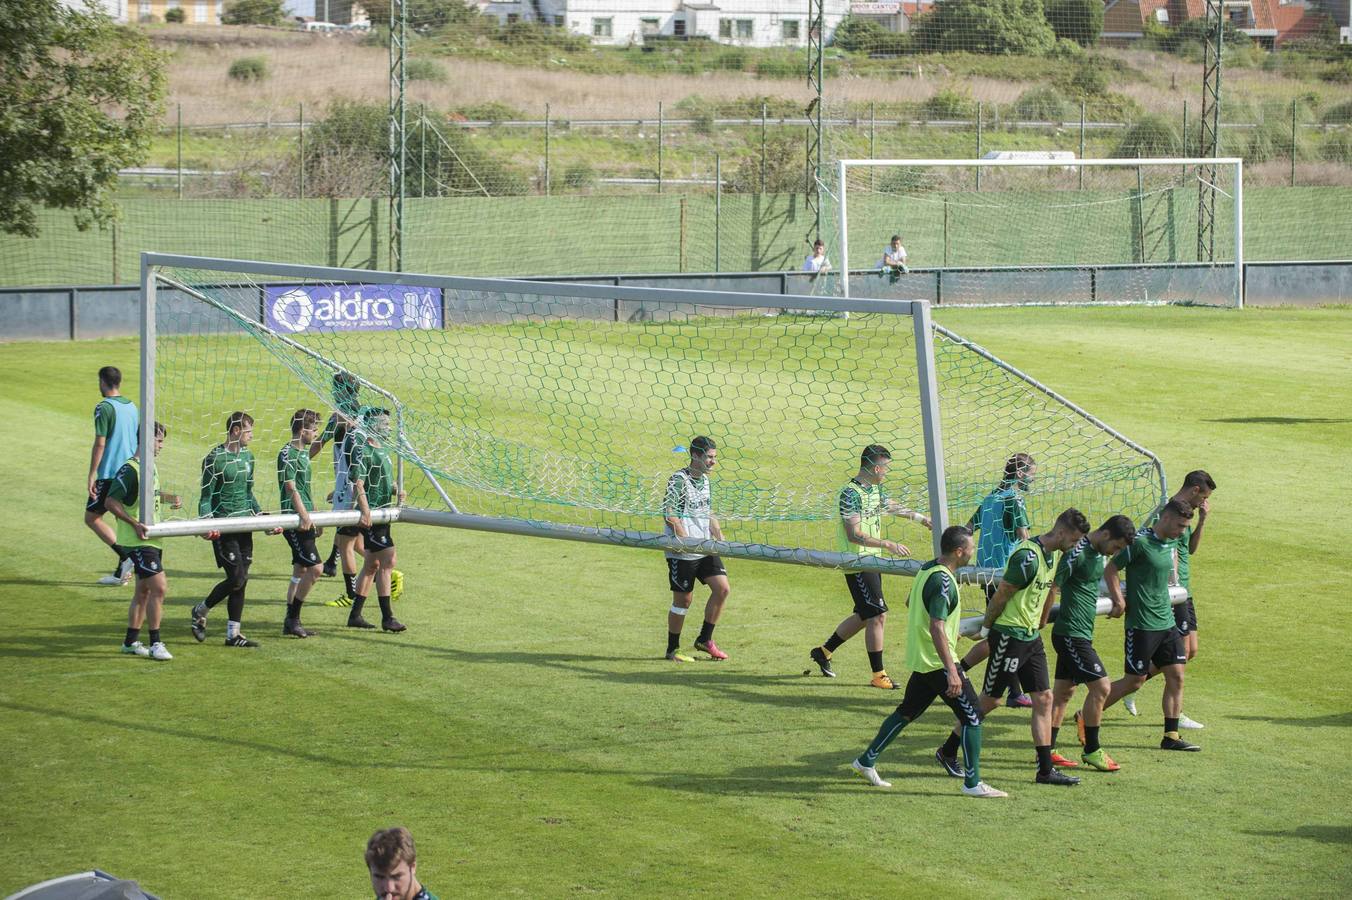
{"left": 1242, "top": 825, "right": 1352, "bottom": 845}
{"left": 1232, "top": 711, "right": 1352, "bottom": 728}
{"left": 0, "top": 698, "right": 457, "bottom": 772}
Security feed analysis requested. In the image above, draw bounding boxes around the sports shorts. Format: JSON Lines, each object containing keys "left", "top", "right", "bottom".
{"left": 844, "top": 571, "right": 887, "bottom": 621}
{"left": 667, "top": 555, "right": 726, "bottom": 594}
{"left": 1051, "top": 633, "right": 1108, "bottom": 684}
{"left": 1124, "top": 627, "right": 1186, "bottom": 676}
{"left": 982, "top": 630, "right": 1050, "bottom": 698}
{"left": 282, "top": 527, "right": 322, "bottom": 567}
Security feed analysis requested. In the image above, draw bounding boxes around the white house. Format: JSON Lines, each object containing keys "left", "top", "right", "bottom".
{"left": 472, "top": 0, "right": 850, "bottom": 48}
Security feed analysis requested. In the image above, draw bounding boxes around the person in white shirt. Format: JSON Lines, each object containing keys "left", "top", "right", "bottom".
{"left": 803, "top": 239, "right": 831, "bottom": 274}
{"left": 881, "top": 234, "right": 909, "bottom": 273}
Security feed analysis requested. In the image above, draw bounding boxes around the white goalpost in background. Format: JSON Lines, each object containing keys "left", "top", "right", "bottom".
{"left": 836, "top": 157, "right": 1244, "bottom": 308}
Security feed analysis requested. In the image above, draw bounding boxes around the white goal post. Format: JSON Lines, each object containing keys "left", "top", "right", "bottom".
{"left": 836, "top": 157, "right": 1244, "bottom": 308}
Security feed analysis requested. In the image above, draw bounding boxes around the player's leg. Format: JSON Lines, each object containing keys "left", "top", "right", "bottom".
{"left": 811, "top": 607, "right": 865, "bottom": 677}
{"left": 1176, "top": 598, "right": 1204, "bottom": 728}
{"left": 665, "top": 558, "right": 696, "bottom": 661}
{"left": 222, "top": 534, "right": 256, "bottom": 647}
{"left": 372, "top": 527, "right": 403, "bottom": 632}
{"left": 1021, "top": 640, "right": 1075, "bottom": 784}
{"left": 143, "top": 559, "right": 170, "bottom": 660}
{"left": 194, "top": 535, "right": 241, "bottom": 642}
{"left": 853, "top": 670, "right": 943, "bottom": 786}
{"left": 693, "top": 558, "right": 729, "bottom": 660}
{"left": 1156, "top": 628, "right": 1198, "bottom": 750}
{"left": 121, "top": 579, "right": 150, "bottom": 657}
{"left": 841, "top": 572, "right": 893, "bottom": 689}
{"left": 87, "top": 482, "right": 131, "bottom": 584}
{"left": 941, "top": 676, "right": 1005, "bottom": 797}
{"left": 1050, "top": 679, "right": 1078, "bottom": 767}
{"left": 284, "top": 529, "right": 322, "bottom": 637}
{"left": 327, "top": 528, "right": 362, "bottom": 607}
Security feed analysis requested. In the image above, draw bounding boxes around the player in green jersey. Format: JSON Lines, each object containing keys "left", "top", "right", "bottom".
{"left": 278, "top": 409, "right": 325, "bottom": 638}
{"left": 88, "top": 366, "right": 141, "bottom": 585}
{"left": 1121, "top": 470, "right": 1215, "bottom": 725}
{"left": 104, "top": 422, "right": 181, "bottom": 661}
{"left": 850, "top": 525, "right": 1007, "bottom": 798}
{"left": 348, "top": 408, "right": 407, "bottom": 633}
{"left": 808, "top": 445, "right": 930, "bottom": 689}
{"left": 936, "top": 508, "right": 1089, "bottom": 786}
{"left": 366, "top": 827, "right": 438, "bottom": 900}
{"left": 1100, "top": 499, "right": 1200, "bottom": 751}
{"left": 1045, "top": 515, "right": 1137, "bottom": 772}
{"left": 192, "top": 412, "right": 278, "bottom": 648}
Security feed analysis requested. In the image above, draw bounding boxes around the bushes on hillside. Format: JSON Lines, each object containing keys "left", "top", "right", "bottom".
{"left": 1113, "top": 115, "right": 1180, "bottom": 158}
{"left": 227, "top": 56, "right": 268, "bottom": 82}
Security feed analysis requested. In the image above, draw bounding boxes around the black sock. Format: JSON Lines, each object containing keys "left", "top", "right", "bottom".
{"left": 343, "top": 572, "right": 357, "bottom": 599}
{"left": 696, "top": 620, "right": 715, "bottom": 644}
{"left": 149, "top": 629, "right": 160, "bottom": 644}
{"left": 350, "top": 594, "right": 367, "bottom": 617}
{"left": 378, "top": 595, "right": 392, "bottom": 619}
{"left": 867, "top": 650, "right": 885, "bottom": 673}
{"left": 941, "top": 730, "right": 961, "bottom": 759}
{"left": 124, "top": 627, "right": 139, "bottom": 646}
{"left": 823, "top": 631, "right": 846, "bottom": 653}
{"left": 1050, "top": 726, "right": 1060, "bottom": 750}
{"left": 1085, "top": 725, "right": 1101, "bottom": 754}
{"left": 226, "top": 588, "right": 245, "bottom": 624}
{"left": 203, "top": 579, "right": 231, "bottom": 610}
{"left": 1165, "top": 717, "right": 1180, "bottom": 735}
{"left": 286, "top": 600, "right": 302, "bottom": 620}
{"left": 667, "top": 631, "right": 681, "bottom": 654}
{"left": 326, "top": 545, "right": 339, "bottom": 566}
{"left": 1036, "top": 745, "right": 1054, "bottom": 776}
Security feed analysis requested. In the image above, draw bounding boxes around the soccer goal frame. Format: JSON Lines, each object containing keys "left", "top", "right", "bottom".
{"left": 137, "top": 252, "right": 1168, "bottom": 586}
{"left": 836, "top": 157, "right": 1245, "bottom": 308}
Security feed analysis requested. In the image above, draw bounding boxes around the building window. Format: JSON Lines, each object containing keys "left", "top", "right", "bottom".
{"left": 673, "top": 17, "right": 686, "bottom": 36}
{"left": 736, "top": 19, "right": 753, "bottom": 39}
{"left": 195, "top": 0, "right": 208, "bottom": 22}
{"left": 592, "top": 17, "right": 612, "bottom": 37}
{"left": 554, "top": 15, "right": 564, "bottom": 27}
{"left": 641, "top": 17, "right": 660, "bottom": 36}
{"left": 507, "top": 13, "right": 519, "bottom": 23}
{"left": 719, "top": 18, "right": 732, "bottom": 38}
{"left": 782, "top": 19, "right": 800, "bottom": 40}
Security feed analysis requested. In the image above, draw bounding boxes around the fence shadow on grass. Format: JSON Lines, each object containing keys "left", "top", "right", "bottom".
{"left": 1232, "top": 711, "right": 1352, "bottom": 728}
{"left": 1204, "top": 416, "right": 1352, "bottom": 425}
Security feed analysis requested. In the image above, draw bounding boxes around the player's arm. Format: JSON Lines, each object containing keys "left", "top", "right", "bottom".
{"left": 285, "top": 480, "right": 312, "bottom": 531}
{"left": 198, "top": 450, "right": 219, "bottom": 519}
{"left": 351, "top": 448, "right": 371, "bottom": 528}
{"left": 708, "top": 515, "right": 723, "bottom": 542}
{"left": 1104, "top": 557, "right": 1127, "bottom": 617}
{"left": 925, "top": 578, "right": 961, "bottom": 696}
{"left": 842, "top": 513, "right": 908, "bottom": 556}
{"left": 88, "top": 402, "right": 111, "bottom": 497}
{"left": 662, "top": 475, "right": 687, "bottom": 539}
{"left": 1189, "top": 499, "right": 1208, "bottom": 554}
{"left": 885, "top": 499, "right": 931, "bottom": 529}
{"left": 1038, "top": 584, "right": 1059, "bottom": 630}
{"left": 105, "top": 463, "right": 150, "bottom": 540}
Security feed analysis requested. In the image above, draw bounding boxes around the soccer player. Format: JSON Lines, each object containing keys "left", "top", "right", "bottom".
{"left": 321, "top": 373, "right": 363, "bottom": 597}
{"left": 366, "top": 827, "right": 437, "bottom": 900}
{"left": 936, "top": 508, "right": 1089, "bottom": 787}
{"left": 279, "top": 408, "right": 324, "bottom": 638}
{"left": 849, "top": 525, "right": 1006, "bottom": 799}
{"left": 191, "top": 411, "right": 276, "bottom": 648}
{"left": 86, "top": 366, "right": 140, "bottom": 585}
{"left": 104, "top": 422, "right": 180, "bottom": 661}
{"left": 1046, "top": 514, "right": 1137, "bottom": 772}
{"left": 1100, "top": 498, "right": 1201, "bottom": 752}
{"left": 347, "top": 408, "right": 407, "bottom": 633}
{"left": 808, "top": 444, "right": 930, "bottom": 689}
{"left": 956, "top": 453, "right": 1038, "bottom": 707}
{"left": 662, "top": 436, "right": 730, "bottom": 662}
{"left": 1121, "top": 470, "right": 1215, "bottom": 725}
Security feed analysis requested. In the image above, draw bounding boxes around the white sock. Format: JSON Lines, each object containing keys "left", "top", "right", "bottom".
{"left": 227, "top": 620, "right": 241, "bottom": 639}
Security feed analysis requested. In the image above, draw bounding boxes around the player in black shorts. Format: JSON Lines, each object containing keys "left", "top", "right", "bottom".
{"left": 278, "top": 409, "right": 325, "bottom": 638}
{"left": 662, "top": 438, "right": 731, "bottom": 662}
{"left": 347, "top": 409, "right": 407, "bottom": 633}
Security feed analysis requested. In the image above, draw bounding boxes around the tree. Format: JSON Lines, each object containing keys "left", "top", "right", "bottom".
{"left": 1044, "top": 0, "right": 1103, "bottom": 47}
{"left": 221, "top": 0, "right": 286, "bottom": 26}
{"left": 911, "top": 0, "right": 1057, "bottom": 55}
{"left": 0, "top": 0, "right": 164, "bottom": 237}
{"left": 360, "top": 0, "right": 480, "bottom": 29}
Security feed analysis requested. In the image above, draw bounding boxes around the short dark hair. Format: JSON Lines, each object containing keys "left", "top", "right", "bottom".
{"left": 1162, "top": 498, "right": 1194, "bottom": 519}
{"left": 365, "top": 826, "right": 416, "bottom": 873}
{"left": 813, "top": 239, "right": 825, "bottom": 248}
{"left": 860, "top": 444, "right": 891, "bottom": 468}
{"left": 98, "top": 366, "right": 121, "bottom": 388}
{"left": 225, "top": 411, "right": 254, "bottom": 432}
{"left": 154, "top": 421, "right": 167, "bottom": 438}
{"left": 1099, "top": 514, "right": 1136, "bottom": 542}
{"left": 291, "top": 408, "right": 320, "bottom": 435}
{"left": 1183, "top": 470, "right": 1216, "bottom": 491}
{"left": 1055, "top": 507, "right": 1091, "bottom": 535}
{"left": 940, "top": 524, "right": 973, "bottom": 554}
{"left": 1002, "top": 452, "right": 1035, "bottom": 484}
{"left": 690, "top": 436, "right": 716, "bottom": 456}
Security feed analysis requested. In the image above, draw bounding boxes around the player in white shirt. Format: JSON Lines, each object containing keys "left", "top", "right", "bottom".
{"left": 662, "top": 436, "right": 731, "bottom": 662}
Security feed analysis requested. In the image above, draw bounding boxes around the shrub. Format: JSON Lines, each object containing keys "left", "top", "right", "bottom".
{"left": 1113, "top": 114, "right": 1180, "bottom": 158}
{"left": 1320, "top": 129, "right": 1352, "bottom": 164}
{"left": 227, "top": 56, "right": 268, "bottom": 82}
{"left": 1045, "top": 0, "right": 1103, "bottom": 48}
{"left": 1322, "top": 101, "right": 1352, "bottom": 125}
{"left": 164, "top": 7, "right": 185, "bottom": 23}
{"left": 221, "top": 0, "right": 286, "bottom": 26}
{"left": 1068, "top": 60, "right": 1108, "bottom": 97}
{"left": 454, "top": 102, "right": 525, "bottom": 122}
{"left": 921, "top": 86, "right": 976, "bottom": 121}
{"left": 406, "top": 59, "right": 446, "bottom": 82}
{"left": 563, "top": 164, "right": 597, "bottom": 190}
{"left": 1012, "top": 85, "right": 1071, "bottom": 121}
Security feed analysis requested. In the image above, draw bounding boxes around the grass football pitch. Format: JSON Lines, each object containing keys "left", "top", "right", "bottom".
{"left": 1, "top": 305, "right": 1350, "bottom": 898}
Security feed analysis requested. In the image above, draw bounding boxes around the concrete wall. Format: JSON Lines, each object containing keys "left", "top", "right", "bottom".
{"left": 3, "top": 261, "right": 1348, "bottom": 342}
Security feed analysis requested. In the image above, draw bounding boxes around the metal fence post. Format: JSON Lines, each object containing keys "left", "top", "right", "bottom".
{"left": 176, "top": 104, "right": 183, "bottom": 199}
{"left": 1079, "top": 101, "right": 1086, "bottom": 190}
{"left": 975, "top": 101, "right": 983, "bottom": 191}
{"left": 544, "top": 102, "right": 551, "bottom": 196}
{"left": 714, "top": 153, "right": 722, "bottom": 272}
{"left": 657, "top": 101, "right": 664, "bottom": 194}
{"left": 760, "top": 101, "right": 767, "bottom": 193}
{"left": 299, "top": 102, "right": 305, "bottom": 200}
{"left": 1290, "top": 99, "right": 1297, "bottom": 187}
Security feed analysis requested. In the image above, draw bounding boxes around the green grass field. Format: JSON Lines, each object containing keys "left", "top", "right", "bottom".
{"left": 2, "top": 306, "right": 1351, "bottom": 897}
